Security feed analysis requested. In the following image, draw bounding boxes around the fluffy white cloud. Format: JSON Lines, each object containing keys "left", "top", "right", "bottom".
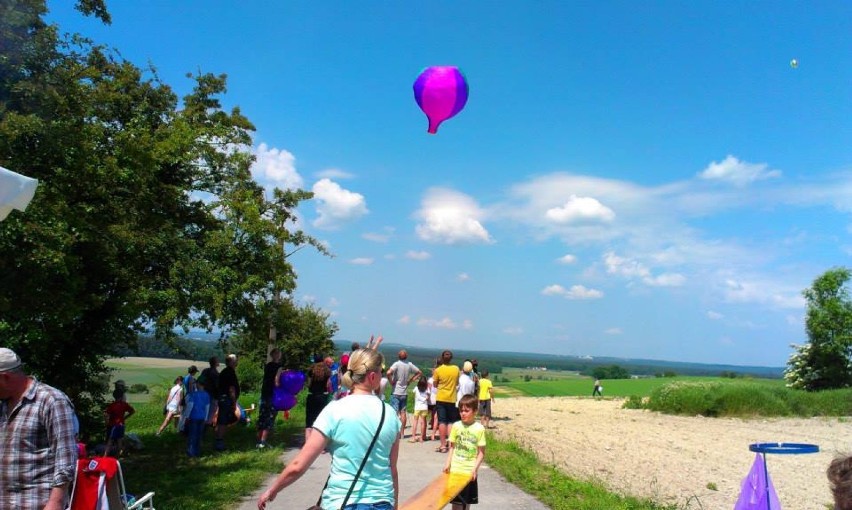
{"left": 398, "top": 315, "right": 411, "bottom": 325}
{"left": 706, "top": 310, "right": 724, "bottom": 320}
{"left": 252, "top": 143, "right": 303, "bottom": 190}
{"left": 603, "top": 252, "right": 685, "bottom": 287}
{"left": 545, "top": 195, "right": 615, "bottom": 223}
{"left": 457, "top": 272, "right": 471, "bottom": 282}
{"left": 604, "top": 327, "right": 622, "bottom": 335}
{"left": 415, "top": 188, "right": 493, "bottom": 245}
{"left": 541, "top": 284, "right": 604, "bottom": 300}
{"left": 698, "top": 155, "right": 781, "bottom": 187}
{"left": 312, "top": 178, "right": 368, "bottom": 229}
{"left": 349, "top": 257, "right": 374, "bottom": 265}
{"left": 557, "top": 254, "right": 577, "bottom": 264}
{"left": 503, "top": 326, "right": 524, "bottom": 335}
{"left": 405, "top": 250, "right": 431, "bottom": 260}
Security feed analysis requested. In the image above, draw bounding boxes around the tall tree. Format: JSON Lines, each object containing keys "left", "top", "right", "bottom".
{"left": 0, "top": 0, "right": 327, "bottom": 429}
{"left": 785, "top": 267, "right": 852, "bottom": 390}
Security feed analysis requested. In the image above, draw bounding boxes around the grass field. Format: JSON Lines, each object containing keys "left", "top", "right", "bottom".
{"left": 495, "top": 368, "right": 785, "bottom": 398}
{"left": 107, "top": 357, "right": 206, "bottom": 403}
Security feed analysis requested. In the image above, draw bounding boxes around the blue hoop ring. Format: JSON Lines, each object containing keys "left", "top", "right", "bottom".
{"left": 749, "top": 442, "right": 819, "bottom": 455}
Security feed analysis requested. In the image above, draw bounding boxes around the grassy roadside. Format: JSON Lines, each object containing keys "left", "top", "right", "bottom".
{"left": 486, "top": 435, "right": 679, "bottom": 510}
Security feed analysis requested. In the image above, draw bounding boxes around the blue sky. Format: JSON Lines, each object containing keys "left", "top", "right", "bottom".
{"left": 48, "top": 2, "right": 852, "bottom": 366}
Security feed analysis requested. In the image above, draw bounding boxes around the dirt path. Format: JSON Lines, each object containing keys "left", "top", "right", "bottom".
{"left": 491, "top": 397, "right": 850, "bottom": 509}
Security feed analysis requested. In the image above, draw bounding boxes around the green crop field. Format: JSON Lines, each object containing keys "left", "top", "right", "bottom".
{"left": 496, "top": 371, "right": 784, "bottom": 398}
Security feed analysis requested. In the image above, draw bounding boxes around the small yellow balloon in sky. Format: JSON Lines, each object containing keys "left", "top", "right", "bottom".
{"left": 790, "top": 58, "right": 799, "bottom": 69}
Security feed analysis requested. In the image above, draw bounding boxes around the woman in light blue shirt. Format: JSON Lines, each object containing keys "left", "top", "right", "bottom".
{"left": 258, "top": 349, "right": 401, "bottom": 510}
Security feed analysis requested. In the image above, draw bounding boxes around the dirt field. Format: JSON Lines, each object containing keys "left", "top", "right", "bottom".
{"left": 491, "top": 397, "right": 849, "bottom": 509}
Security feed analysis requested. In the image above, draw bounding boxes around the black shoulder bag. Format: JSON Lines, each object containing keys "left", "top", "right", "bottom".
{"left": 308, "top": 401, "right": 386, "bottom": 510}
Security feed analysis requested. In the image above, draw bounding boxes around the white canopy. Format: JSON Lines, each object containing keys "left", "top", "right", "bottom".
{"left": 0, "top": 166, "right": 39, "bottom": 221}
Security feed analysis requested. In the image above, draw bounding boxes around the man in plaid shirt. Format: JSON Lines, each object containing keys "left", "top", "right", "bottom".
{"left": 0, "top": 348, "right": 77, "bottom": 510}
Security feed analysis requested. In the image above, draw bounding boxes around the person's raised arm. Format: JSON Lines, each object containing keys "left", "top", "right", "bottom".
{"left": 367, "top": 335, "right": 384, "bottom": 350}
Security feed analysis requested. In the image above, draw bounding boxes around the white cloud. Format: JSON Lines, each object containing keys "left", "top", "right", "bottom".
{"left": 557, "top": 254, "right": 577, "bottom": 265}
{"left": 349, "top": 257, "right": 374, "bottom": 265}
{"left": 707, "top": 310, "right": 724, "bottom": 320}
{"left": 398, "top": 315, "right": 411, "bottom": 325}
{"left": 541, "top": 284, "right": 604, "bottom": 300}
{"left": 405, "top": 250, "right": 431, "bottom": 261}
{"left": 604, "top": 327, "right": 622, "bottom": 335}
{"left": 545, "top": 195, "right": 615, "bottom": 223}
{"left": 644, "top": 273, "right": 686, "bottom": 287}
{"left": 721, "top": 277, "right": 805, "bottom": 309}
{"left": 603, "top": 252, "right": 685, "bottom": 287}
{"left": 315, "top": 168, "right": 354, "bottom": 180}
{"left": 363, "top": 227, "right": 394, "bottom": 243}
{"left": 503, "top": 326, "right": 524, "bottom": 335}
{"left": 328, "top": 297, "right": 340, "bottom": 307}
{"left": 698, "top": 155, "right": 781, "bottom": 187}
{"left": 415, "top": 188, "right": 493, "bottom": 245}
{"left": 312, "top": 178, "right": 368, "bottom": 229}
{"left": 462, "top": 319, "right": 473, "bottom": 330}
{"left": 417, "top": 317, "right": 459, "bottom": 329}
{"left": 252, "top": 143, "right": 303, "bottom": 190}
{"left": 457, "top": 272, "right": 471, "bottom": 282}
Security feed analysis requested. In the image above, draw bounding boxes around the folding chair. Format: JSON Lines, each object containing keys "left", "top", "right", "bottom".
{"left": 67, "top": 457, "right": 155, "bottom": 510}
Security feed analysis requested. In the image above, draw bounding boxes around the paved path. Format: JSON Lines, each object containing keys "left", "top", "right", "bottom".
{"left": 234, "top": 432, "right": 549, "bottom": 510}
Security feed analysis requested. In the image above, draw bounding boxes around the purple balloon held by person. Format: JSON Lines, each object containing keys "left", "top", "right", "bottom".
{"left": 279, "top": 370, "right": 306, "bottom": 395}
{"left": 413, "top": 66, "right": 469, "bottom": 134}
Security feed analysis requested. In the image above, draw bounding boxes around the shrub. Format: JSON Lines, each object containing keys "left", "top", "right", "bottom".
{"left": 128, "top": 383, "right": 149, "bottom": 394}
{"left": 645, "top": 380, "right": 852, "bottom": 417}
{"left": 237, "top": 359, "right": 264, "bottom": 393}
{"left": 621, "top": 395, "right": 645, "bottom": 409}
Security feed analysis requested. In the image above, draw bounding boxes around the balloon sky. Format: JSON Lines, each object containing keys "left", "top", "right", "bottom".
{"left": 47, "top": 2, "right": 852, "bottom": 366}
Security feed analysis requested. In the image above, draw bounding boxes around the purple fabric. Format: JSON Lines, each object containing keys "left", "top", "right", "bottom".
{"left": 734, "top": 453, "right": 782, "bottom": 510}
{"left": 413, "top": 66, "right": 469, "bottom": 133}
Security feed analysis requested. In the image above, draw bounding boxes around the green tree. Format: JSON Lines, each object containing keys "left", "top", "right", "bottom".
{"left": 592, "top": 365, "right": 630, "bottom": 380}
{"left": 785, "top": 267, "right": 852, "bottom": 390}
{"left": 0, "top": 1, "right": 327, "bottom": 431}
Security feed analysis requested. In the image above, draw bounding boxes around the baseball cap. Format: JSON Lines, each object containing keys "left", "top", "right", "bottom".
{"left": 0, "top": 348, "right": 23, "bottom": 372}
{"left": 188, "top": 365, "right": 199, "bottom": 374}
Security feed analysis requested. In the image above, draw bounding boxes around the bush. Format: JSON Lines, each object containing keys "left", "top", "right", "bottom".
{"left": 645, "top": 380, "right": 852, "bottom": 417}
{"left": 237, "top": 359, "right": 264, "bottom": 393}
{"left": 622, "top": 395, "right": 645, "bottom": 409}
{"left": 128, "top": 383, "right": 149, "bottom": 394}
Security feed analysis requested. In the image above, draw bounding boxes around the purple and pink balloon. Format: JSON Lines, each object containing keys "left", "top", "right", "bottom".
{"left": 413, "top": 66, "right": 469, "bottom": 134}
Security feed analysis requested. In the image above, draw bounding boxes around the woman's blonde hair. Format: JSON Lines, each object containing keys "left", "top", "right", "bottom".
{"left": 341, "top": 349, "right": 384, "bottom": 388}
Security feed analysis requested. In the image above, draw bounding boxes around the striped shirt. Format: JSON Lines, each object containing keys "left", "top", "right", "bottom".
{"left": 0, "top": 378, "right": 77, "bottom": 510}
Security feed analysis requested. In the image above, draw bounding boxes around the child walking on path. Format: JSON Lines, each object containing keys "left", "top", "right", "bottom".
{"left": 410, "top": 377, "right": 430, "bottom": 442}
{"left": 443, "top": 394, "right": 486, "bottom": 510}
{"left": 104, "top": 389, "right": 135, "bottom": 457}
{"left": 477, "top": 370, "right": 493, "bottom": 429}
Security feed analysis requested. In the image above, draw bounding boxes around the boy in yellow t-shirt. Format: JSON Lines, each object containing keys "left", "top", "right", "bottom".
{"left": 443, "top": 394, "right": 486, "bottom": 509}
{"left": 476, "top": 370, "right": 493, "bottom": 429}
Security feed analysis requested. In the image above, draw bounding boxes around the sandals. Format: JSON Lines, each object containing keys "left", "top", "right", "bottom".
{"left": 434, "top": 446, "right": 448, "bottom": 453}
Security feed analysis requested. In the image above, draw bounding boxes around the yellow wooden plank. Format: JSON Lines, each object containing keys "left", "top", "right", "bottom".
{"left": 400, "top": 472, "right": 472, "bottom": 510}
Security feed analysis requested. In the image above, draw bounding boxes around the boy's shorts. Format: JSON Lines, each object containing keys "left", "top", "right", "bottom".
{"left": 390, "top": 394, "right": 407, "bottom": 413}
{"left": 451, "top": 478, "right": 478, "bottom": 505}
{"left": 478, "top": 399, "right": 491, "bottom": 418}
{"left": 107, "top": 425, "right": 125, "bottom": 440}
{"left": 413, "top": 409, "right": 428, "bottom": 418}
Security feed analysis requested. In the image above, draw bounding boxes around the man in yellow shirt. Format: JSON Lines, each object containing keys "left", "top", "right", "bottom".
{"left": 432, "top": 350, "right": 460, "bottom": 453}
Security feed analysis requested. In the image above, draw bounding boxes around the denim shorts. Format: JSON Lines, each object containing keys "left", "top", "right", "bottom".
{"left": 389, "top": 394, "right": 407, "bottom": 413}
{"left": 342, "top": 502, "right": 393, "bottom": 510}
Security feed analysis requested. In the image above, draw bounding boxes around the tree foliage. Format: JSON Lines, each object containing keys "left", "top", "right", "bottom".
{"left": 592, "top": 365, "right": 630, "bottom": 380}
{"left": 0, "top": 0, "right": 329, "bottom": 428}
{"left": 785, "top": 267, "right": 852, "bottom": 390}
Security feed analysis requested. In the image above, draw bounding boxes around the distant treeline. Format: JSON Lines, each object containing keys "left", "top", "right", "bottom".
{"left": 123, "top": 335, "right": 783, "bottom": 379}
{"left": 118, "top": 334, "right": 226, "bottom": 361}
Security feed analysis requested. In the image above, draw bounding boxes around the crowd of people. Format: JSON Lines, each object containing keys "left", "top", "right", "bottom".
{"left": 5, "top": 342, "right": 852, "bottom": 510}
{"left": 257, "top": 343, "right": 492, "bottom": 510}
